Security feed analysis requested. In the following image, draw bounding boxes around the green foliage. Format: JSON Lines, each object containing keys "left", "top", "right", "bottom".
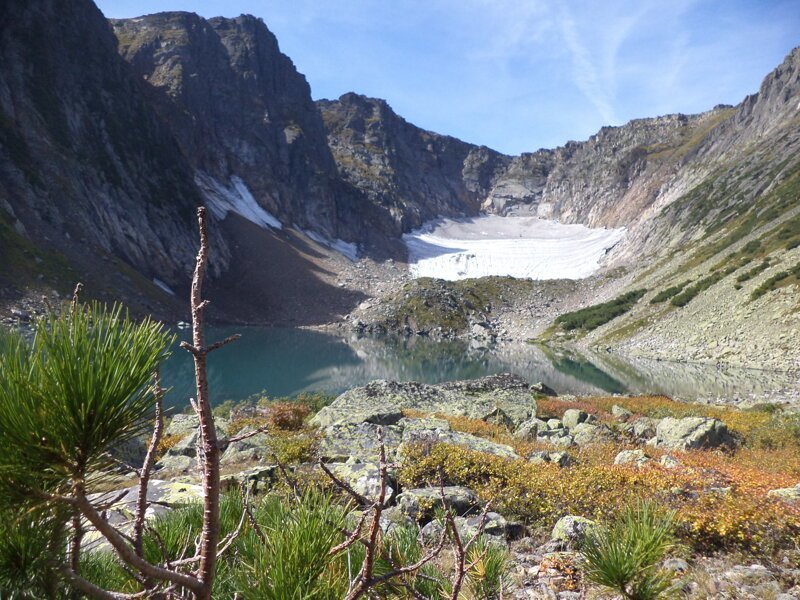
{"left": 233, "top": 489, "right": 349, "bottom": 600}
{"left": 750, "top": 262, "right": 800, "bottom": 300}
{"left": 650, "top": 281, "right": 691, "bottom": 304}
{"left": 0, "top": 509, "right": 66, "bottom": 598}
{"left": 670, "top": 271, "right": 727, "bottom": 306}
{"left": 736, "top": 260, "right": 770, "bottom": 283}
{"left": 463, "top": 537, "right": 512, "bottom": 599}
{"left": 581, "top": 501, "right": 677, "bottom": 600}
{"left": 0, "top": 303, "right": 173, "bottom": 505}
{"left": 555, "top": 290, "right": 647, "bottom": 332}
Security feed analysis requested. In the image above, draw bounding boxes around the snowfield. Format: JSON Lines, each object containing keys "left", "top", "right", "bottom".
{"left": 196, "top": 173, "right": 282, "bottom": 230}
{"left": 403, "top": 215, "right": 625, "bottom": 280}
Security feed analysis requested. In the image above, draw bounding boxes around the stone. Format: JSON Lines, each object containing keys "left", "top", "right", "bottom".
{"left": 767, "top": 484, "right": 800, "bottom": 502}
{"left": 318, "top": 423, "right": 403, "bottom": 462}
{"left": 313, "top": 374, "right": 537, "bottom": 430}
{"left": 562, "top": 409, "right": 589, "bottom": 430}
{"left": 660, "top": 455, "right": 680, "bottom": 469}
{"left": 220, "top": 427, "right": 270, "bottom": 465}
{"left": 515, "top": 418, "right": 548, "bottom": 440}
{"left": 531, "top": 382, "right": 558, "bottom": 397}
{"left": 656, "top": 417, "right": 734, "bottom": 451}
{"left": 571, "top": 422, "right": 613, "bottom": 446}
{"left": 614, "top": 449, "right": 650, "bottom": 467}
{"left": 663, "top": 558, "right": 690, "bottom": 573}
{"left": 155, "top": 454, "right": 195, "bottom": 473}
{"left": 630, "top": 417, "right": 658, "bottom": 440}
{"left": 549, "top": 451, "right": 573, "bottom": 467}
{"left": 546, "top": 418, "right": 564, "bottom": 430}
{"left": 399, "top": 428, "right": 519, "bottom": 459}
{"left": 397, "top": 486, "right": 479, "bottom": 521}
{"left": 420, "top": 512, "right": 509, "bottom": 545}
{"left": 328, "top": 462, "right": 395, "bottom": 501}
{"left": 612, "top": 405, "right": 633, "bottom": 419}
{"left": 551, "top": 516, "right": 597, "bottom": 548}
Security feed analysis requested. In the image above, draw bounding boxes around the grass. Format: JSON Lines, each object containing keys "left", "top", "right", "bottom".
{"left": 554, "top": 289, "right": 647, "bottom": 332}
{"left": 581, "top": 501, "right": 677, "bottom": 600}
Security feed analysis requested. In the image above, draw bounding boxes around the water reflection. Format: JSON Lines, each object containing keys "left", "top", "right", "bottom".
{"left": 159, "top": 328, "right": 800, "bottom": 409}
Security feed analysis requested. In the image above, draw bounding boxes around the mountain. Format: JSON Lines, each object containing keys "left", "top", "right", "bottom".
{"left": 1, "top": 0, "right": 799, "bottom": 358}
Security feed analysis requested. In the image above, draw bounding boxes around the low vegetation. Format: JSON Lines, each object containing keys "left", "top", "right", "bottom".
{"left": 670, "top": 271, "right": 728, "bottom": 306}
{"left": 649, "top": 281, "right": 691, "bottom": 304}
{"left": 750, "top": 262, "right": 800, "bottom": 300}
{"left": 554, "top": 289, "right": 647, "bottom": 332}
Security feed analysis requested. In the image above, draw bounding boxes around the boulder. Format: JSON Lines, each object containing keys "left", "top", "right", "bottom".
{"left": 400, "top": 429, "right": 519, "bottom": 459}
{"left": 551, "top": 516, "right": 597, "bottom": 548}
{"left": 614, "top": 449, "right": 650, "bottom": 467}
{"left": 327, "top": 462, "right": 395, "bottom": 501}
{"left": 531, "top": 382, "right": 558, "bottom": 397}
{"left": 514, "top": 418, "right": 547, "bottom": 440}
{"left": 571, "top": 423, "right": 614, "bottom": 446}
{"left": 612, "top": 405, "right": 633, "bottom": 420}
{"left": 397, "top": 486, "right": 478, "bottom": 521}
{"left": 220, "top": 427, "right": 270, "bottom": 465}
{"left": 655, "top": 417, "right": 734, "bottom": 451}
{"left": 562, "top": 409, "right": 590, "bottom": 430}
{"left": 420, "top": 512, "right": 509, "bottom": 545}
{"left": 312, "top": 374, "right": 537, "bottom": 430}
{"left": 528, "top": 451, "right": 572, "bottom": 467}
{"left": 767, "top": 484, "right": 800, "bottom": 503}
{"left": 660, "top": 455, "right": 680, "bottom": 469}
{"left": 318, "top": 423, "right": 404, "bottom": 462}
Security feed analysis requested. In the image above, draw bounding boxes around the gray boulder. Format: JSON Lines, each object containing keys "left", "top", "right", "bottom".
{"left": 399, "top": 429, "right": 519, "bottom": 459}
{"left": 767, "top": 484, "right": 800, "bottom": 502}
{"left": 614, "top": 449, "right": 650, "bottom": 467}
{"left": 327, "top": 462, "right": 395, "bottom": 501}
{"left": 514, "top": 418, "right": 547, "bottom": 440}
{"left": 312, "top": 374, "right": 537, "bottom": 430}
{"left": 571, "top": 423, "right": 614, "bottom": 446}
{"left": 318, "top": 423, "right": 404, "bottom": 462}
{"left": 220, "top": 427, "right": 271, "bottom": 465}
{"left": 551, "top": 516, "right": 597, "bottom": 548}
{"left": 612, "top": 405, "right": 633, "bottom": 420}
{"left": 562, "top": 409, "right": 590, "bottom": 430}
{"left": 655, "top": 417, "right": 734, "bottom": 451}
{"left": 397, "top": 486, "right": 478, "bottom": 521}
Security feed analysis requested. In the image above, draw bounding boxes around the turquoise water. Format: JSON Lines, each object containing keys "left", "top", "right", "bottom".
{"left": 159, "top": 327, "right": 800, "bottom": 409}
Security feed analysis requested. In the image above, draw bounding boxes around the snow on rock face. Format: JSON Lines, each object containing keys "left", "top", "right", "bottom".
{"left": 301, "top": 229, "right": 359, "bottom": 261}
{"left": 152, "top": 278, "right": 175, "bottom": 296}
{"left": 403, "top": 215, "right": 625, "bottom": 281}
{"left": 196, "top": 173, "right": 282, "bottom": 230}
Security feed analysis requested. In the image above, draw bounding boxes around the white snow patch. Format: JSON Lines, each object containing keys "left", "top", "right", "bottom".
{"left": 300, "top": 228, "right": 359, "bottom": 261}
{"left": 403, "top": 215, "right": 625, "bottom": 281}
{"left": 195, "top": 173, "right": 282, "bottom": 230}
{"left": 153, "top": 278, "right": 175, "bottom": 296}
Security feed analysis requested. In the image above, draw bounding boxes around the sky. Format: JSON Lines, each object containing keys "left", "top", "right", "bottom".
{"left": 96, "top": 0, "right": 800, "bottom": 155}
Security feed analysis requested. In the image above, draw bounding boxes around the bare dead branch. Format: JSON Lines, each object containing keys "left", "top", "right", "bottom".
{"left": 71, "top": 282, "right": 83, "bottom": 315}
{"left": 319, "top": 461, "right": 371, "bottom": 506}
{"left": 329, "top": 511, "right": 367, "bottom": 556}
{"left": 226, "top": 424, "right": 269, "bottom": 444}
{"left": 133, "top": 371, "right": 165, "bottom": 557}
{"left": 205, "top": 334, "right": 241, "bottom": 353}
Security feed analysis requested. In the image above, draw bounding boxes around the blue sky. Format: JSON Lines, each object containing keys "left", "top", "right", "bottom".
{"left": 96, "top": 0, "right": 800, "bottom": 155}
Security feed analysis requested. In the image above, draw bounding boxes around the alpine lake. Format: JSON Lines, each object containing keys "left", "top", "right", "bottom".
{"left": 159, "top": 326, "right": 800, "bottom": 410}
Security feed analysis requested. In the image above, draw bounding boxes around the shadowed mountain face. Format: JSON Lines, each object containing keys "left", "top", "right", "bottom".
{"left": 1, "top": 0, "right": 799, "bottom": 330}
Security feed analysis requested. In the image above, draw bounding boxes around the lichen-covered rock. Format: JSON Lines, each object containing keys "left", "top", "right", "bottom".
{"left": 220, "top": 427, "right": 270, "bottom": 465}
{"left": 660, "top": 455, "right": 680, "bottom": 469}
{"left": 571, "top": 422, "right": 614, "bottom": 446}
{"left": 514, "top": 418, "right": 548, "bottom": 440}
{"left": 318, "top": 423, "right": 404, "bottom": 462}
{"left": 528, "top": 451, "right": 573, "bottom": 467}
{"left": 420, "top": 512, "right": 509, "bottom": 545}
{"left": 656, "top": 417, "right": 734, "bottom": 451}
{"left": 397, "top": 486, "right": 478, "bottom": 521}
{"left": 312, "top": 374, "right": 537, "bottom": 430}
{"left": 767, "top": 484, "right": 800, "bottom": 502}
{"left": 562, "top": 409, "right": 590, "bottom": 430}
{"left": 551, "top": 516, "right": 597, "bottom": 548}
{"left": 614, "top": 449, "right": 650, "bottom": 467}
{"left": 327, "top": 462, "right": 395, "bottom": 501}
{"left": 155, "top": 454, "right": 196, "bottom": 473}
{"left": 612, "top": 405, "right": 633, "bottom": 420}
{"left": 400, "top": 429, "right": 519, "bottom": 459}
{"left": 537, "top": 428, "right": 575, "bottom": 447}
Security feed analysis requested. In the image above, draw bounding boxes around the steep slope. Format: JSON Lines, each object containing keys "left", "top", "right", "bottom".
{"left": 0, "top": 0, "right": 210, "bottom": 311}
{"left": 317, "top": 93, "right": 509, "bottom": 235}
{"left": 110, "top": 13, "right": 365, "bottom": 244}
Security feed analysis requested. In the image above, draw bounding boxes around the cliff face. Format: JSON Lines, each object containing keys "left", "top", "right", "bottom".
{"left": 110, "top": 13, "right": 362, "bottom": 242}
{"left": 317, "top": 93, "right": 509, "bottom": 234}
{"left": 0, "top": 0, "right": 209, "bottom": 294}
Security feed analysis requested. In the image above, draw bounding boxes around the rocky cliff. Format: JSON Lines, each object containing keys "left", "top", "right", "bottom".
{"left": 317, "top": 93, "right": 509, "bottom": 234}
{"left": 0, "top": 0, "right": 208, "bottom": 308}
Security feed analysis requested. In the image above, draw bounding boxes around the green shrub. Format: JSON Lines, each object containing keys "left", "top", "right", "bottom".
{"left": 751, "top": 262, "right": 800, "bottom": 300}
{"left": 671, "top": 271, "right": 727, "bottom": 306}
{"left": 555, "top": 289, "right": 647, "bottom": 332}
{"left": 581, "top": 501, "right": 677, "bottom": 600}
{"left": 650, "top": 281, "right": 691, "bottom": 304}
{"left": 736, "top": 259, "right": 770, "bottom": 283}
{"left": 463, "top": 536, "right": 512, "bottom": 599}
